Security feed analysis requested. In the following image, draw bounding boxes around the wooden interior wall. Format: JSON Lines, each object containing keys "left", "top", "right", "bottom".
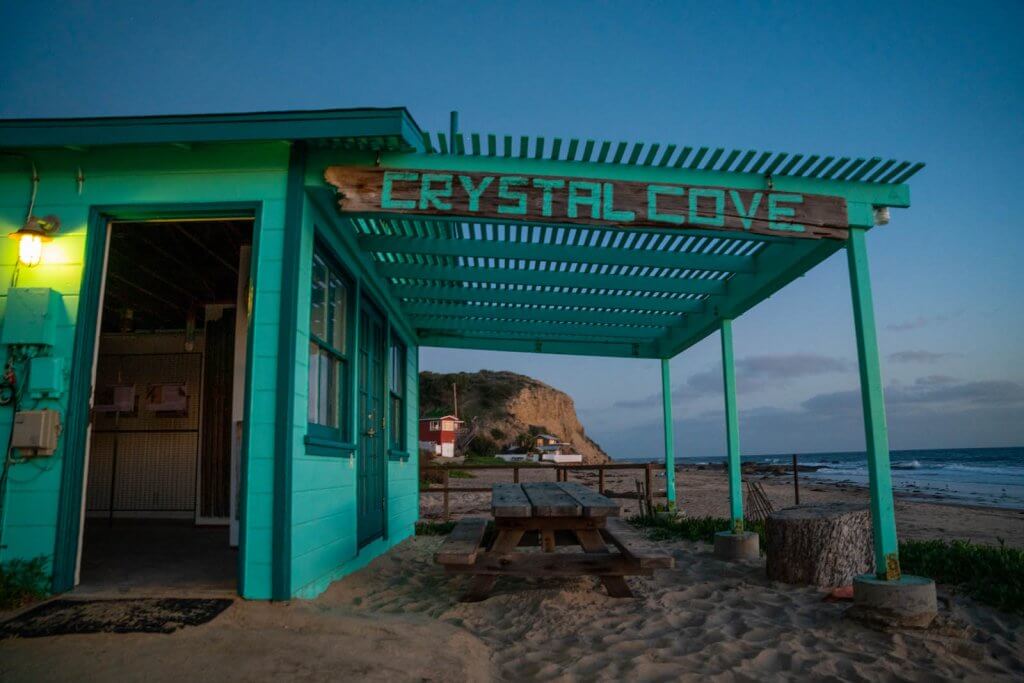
{"left": 200, "top": 309, "right": 236, "bottom": 519}
{"left": 86, "top": 332, "right": 204, "bottom": 517}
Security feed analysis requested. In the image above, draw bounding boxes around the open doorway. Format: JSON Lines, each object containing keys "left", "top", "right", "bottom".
{"left": 77, "top": 218, "right": 252, "bottom": 594}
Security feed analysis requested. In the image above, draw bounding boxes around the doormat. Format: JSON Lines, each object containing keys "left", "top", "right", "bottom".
{"left": 0, "top": 598, "right": 234, "bottom": 638}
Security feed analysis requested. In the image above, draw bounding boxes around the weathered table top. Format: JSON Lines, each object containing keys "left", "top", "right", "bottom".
{"left": 491, "top": 482, "right": 619, "bottom": 519}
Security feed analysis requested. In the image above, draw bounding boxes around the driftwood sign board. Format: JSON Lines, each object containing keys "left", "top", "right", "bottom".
{"left": 324, "top": 166, "right": 849, "bottom": 240}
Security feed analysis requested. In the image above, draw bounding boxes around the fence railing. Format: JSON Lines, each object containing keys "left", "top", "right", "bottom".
{"left": 420, "top": 461, "right": 668, "bottom": 519}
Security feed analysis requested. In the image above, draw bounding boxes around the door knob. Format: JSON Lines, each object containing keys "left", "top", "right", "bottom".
{"left": 365, "top": 427, "right": 377, "bottom": 437}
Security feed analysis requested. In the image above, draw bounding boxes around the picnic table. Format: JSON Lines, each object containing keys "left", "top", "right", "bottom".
{"left": 435, "top": 482, "right": 674, "bottom": 601}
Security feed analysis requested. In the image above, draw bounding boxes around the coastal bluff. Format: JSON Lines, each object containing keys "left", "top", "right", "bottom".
{"left": 419, "top": 370, "right": 611, "bottom": 464}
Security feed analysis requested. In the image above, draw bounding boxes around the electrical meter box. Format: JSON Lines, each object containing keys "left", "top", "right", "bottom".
{"left": 11, "top": 409, "right": 61, "bottom": 456}
{"left": 1, "top": 288, "right": 63, "bottom": 347}
{"left": 28, "top": 356, "right": 65, "bottom": 399}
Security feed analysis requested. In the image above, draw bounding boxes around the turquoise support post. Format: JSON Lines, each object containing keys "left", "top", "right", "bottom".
{"left": 847, "top": 227, "right": 901, "bottom": 580}
{"left": 660, "top": 358, "right": 676, "bottom": 506}
{"left": 720, "top": 319, "right": 743, "bottom": 532}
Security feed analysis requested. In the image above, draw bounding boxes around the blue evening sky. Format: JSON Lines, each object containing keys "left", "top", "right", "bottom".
{"left": 2, "top": 1, "right": 1021, "bottom": 459}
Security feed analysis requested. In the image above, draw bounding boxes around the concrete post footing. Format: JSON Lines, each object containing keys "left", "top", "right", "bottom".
{"left": 713, "top": 531, "right": 760, "bottom": 561}
{"left": 850, "top": 574, "right": 938, "bottom": 628}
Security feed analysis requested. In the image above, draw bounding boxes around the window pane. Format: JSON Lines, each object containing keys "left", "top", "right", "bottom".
{"left": 337, "top": 360, "right": 347, "bottom": 439}
{"left": 318, "top": 348, "right": 330, "bottom": 426}
{"left": 308, "top": 342, "right": 320, "bottom": 423}
{"left": 329, "top": 275, "right": 347, "bottom": 351}
{"left": 390, "top": 394, "right": 402, "bottom": 449}
{"left": 310, "top": 254, "right": 328, "bottom": 341}
{"left": 389, "top": 342, "right": 404, "bottom": 394}
{"left": 322, "top": 354, "right": 339, "bottom": 428}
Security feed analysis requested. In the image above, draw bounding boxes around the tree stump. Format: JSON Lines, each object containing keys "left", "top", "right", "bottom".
{"left": 765, "top": 503, "right": 873, "bottom": 587}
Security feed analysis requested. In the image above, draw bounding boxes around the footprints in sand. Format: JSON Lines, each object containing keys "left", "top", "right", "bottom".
{"left": 325, "top": 536, "right": 1023, "bottom": 682}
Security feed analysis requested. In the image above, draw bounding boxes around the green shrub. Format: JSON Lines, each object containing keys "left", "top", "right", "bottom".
{"left": 415, "top": 521, "right": 457, "bottom": 536}
{"left": 466, "top": 435, "right": 499, "bottom": 458}
{"left": 489, "top": 427, "right": 506, "bottom": 441}
{"left": 629, "top": 516, "right": 1024, "bottom": 615}
{"left": 629, "top": 514, "right": 766, "bottom": 547}
{"left": 900, "top": 539, "right": 1024, "bottom": 614}
{"left": 0, "top": 556, "right": 49, "bottom": 609}
{"left": 447, "top": 469, "right": 475, "bottom": 479}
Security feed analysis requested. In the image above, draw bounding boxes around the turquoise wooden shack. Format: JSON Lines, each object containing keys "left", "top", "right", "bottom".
{"left": 0, "top": 107, "right": 924, "bottom": 601}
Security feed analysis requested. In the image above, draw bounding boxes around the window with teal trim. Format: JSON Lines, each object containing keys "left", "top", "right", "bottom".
{"left": 308, "top": 247, "right": 351, "bottom": 443}
{"left": 389, "top": 339, "right": 405, "bottom": 452}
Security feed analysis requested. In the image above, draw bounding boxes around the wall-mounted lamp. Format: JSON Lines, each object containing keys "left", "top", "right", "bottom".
{"left": 9, "top": 215, "right": 59, "bottom": 267}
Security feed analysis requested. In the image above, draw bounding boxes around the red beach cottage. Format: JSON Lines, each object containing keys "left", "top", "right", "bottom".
{"left": 419, "top": 415, "right": 463, "bottom": 458}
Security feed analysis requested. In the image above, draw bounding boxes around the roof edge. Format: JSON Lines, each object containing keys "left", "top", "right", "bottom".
{"left": 0, "top": 106, "right": 425, "bottom": 151}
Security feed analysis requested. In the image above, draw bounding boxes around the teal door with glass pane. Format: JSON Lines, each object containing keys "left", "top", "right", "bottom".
{"left": 358, "top": 298, "right": 387, "bottom": 546}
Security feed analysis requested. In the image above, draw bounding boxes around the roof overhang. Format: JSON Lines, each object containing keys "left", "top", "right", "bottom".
{"left": 0, "top": 107, "right": 425, "bottom": 152}
{"left": 0, "top": 106, "right": 922, "bottom": 361}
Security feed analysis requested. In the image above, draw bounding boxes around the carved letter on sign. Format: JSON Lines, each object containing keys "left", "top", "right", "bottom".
{"left": 324, "top": 166, "right": 849, "bottom": 240}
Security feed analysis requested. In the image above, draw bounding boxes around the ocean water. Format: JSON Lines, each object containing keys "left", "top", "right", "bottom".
{"left": 672, "top": 447, "right": 1024, "bottom": 510}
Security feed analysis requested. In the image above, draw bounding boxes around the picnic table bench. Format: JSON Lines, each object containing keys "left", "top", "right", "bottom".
{"left": 435, "top": 482, "right": 674, "bottom": 601}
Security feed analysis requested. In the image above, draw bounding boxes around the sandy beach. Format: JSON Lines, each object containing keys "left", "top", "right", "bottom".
{"left": 2, "top": 464, "right": 1022, "bottom": 682}
{"left": 421, "top": 464, "right": 1024, "bottom": 547}
{"left": 2, "top": 531, "right": 1022, "bottom": 682}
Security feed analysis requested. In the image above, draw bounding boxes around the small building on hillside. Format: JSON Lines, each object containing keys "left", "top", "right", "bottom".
{"left": 534, "top": 433, "right": 561, "bottom": 448}
{"left": 537, "top": 442, "right": 583, "bottom": 464}
{"left": 419, "top": 415, "right": 463, "bottom": 458}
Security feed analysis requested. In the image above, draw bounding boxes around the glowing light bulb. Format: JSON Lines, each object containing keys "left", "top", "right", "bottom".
{"left": 18, "top": 232, "right": 43, "bottom": 267}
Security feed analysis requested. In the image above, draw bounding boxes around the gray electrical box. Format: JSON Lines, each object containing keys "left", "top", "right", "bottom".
{"left": 11, "top": 409, "right": 61, "bottom": 456}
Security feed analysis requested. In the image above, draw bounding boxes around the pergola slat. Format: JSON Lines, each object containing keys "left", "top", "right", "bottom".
{"left": 389, "top": 283, "right": 706, "bottom": 314}
{"left": 402, "top": 300, "right": 683, "bottom": 327}
{"left": 421, "top": 129, "right": 923, "bottom": 187}
{"left": 411, "top": 315, "right": 668, "bottom": 339}
{"left": 357, "top": 233, "right": 757, "bottom": 273}
{"left": 377, "top": 262, "right": 727, "bottom": 295}
{"left": 416, "top": 332, "right": 657, "bottom": 358}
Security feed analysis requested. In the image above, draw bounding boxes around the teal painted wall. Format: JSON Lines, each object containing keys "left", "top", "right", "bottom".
{"left": 287, "top": 176, "right": 419, "bottom": 598}
{"left": 0, "top": 143, "right": 286, "bottom": 599}
{"left": 0, "top": 142, "right": 421, "bottom": 601}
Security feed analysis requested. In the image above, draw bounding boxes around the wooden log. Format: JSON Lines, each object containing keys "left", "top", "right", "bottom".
{"left": 765, "top": 503, "right": 873, "bottom": 587}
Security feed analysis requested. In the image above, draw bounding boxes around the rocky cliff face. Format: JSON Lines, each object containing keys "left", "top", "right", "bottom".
{"left": 419, "top": 370, "right": 611, "bottom": 464}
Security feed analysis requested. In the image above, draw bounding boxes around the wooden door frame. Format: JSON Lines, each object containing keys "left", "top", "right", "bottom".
{"left": 53, "top": 203, "right": 260, "bottom": 595}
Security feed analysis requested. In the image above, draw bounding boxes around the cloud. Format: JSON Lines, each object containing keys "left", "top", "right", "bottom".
{"left": 737, "top": 353, "right": 850, "bottom": 377}
{"left": 913, "top": 375, "right": 958, "bottom": 386}
{"left": 610, "top": 356, "right": 851, "bottom": 409}
{"left": 892, "top": 380, "right": 1024, "bottom": 406}
{"left": 800, "top": 378, "right": 1024, "bottom": 419}
{"left": 685, "top": 353, "right": 851, "bottom": 397}
{"left": 612, "top": 352, "right": 852, "bottom": 409}
{"left": 595, "top": 376, "right": 1024, "bottom": 458}
{"left": 889, "top": 350, "right": 963, "bottom": 364}
{"left": 885, "top": 311, "right": 963, "bottom": 332}
{"left": 613, "top": 393, "right": 662, "bottom": 409}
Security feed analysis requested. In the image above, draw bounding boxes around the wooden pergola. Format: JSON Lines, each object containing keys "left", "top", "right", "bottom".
{"left": 325, "top": 115, "right": 924, "bottom": 582}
